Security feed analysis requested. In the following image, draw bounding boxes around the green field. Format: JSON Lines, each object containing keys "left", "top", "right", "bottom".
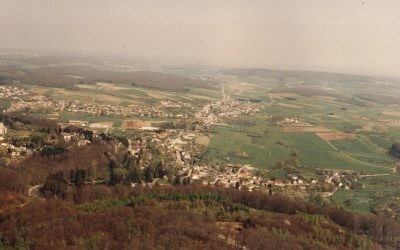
{"left": 29, "top": 82, "right": 220, "bottom": 106}
{"left": 207, "top": 76, "right": 400, "bottom": 215}
{"left": 331, "top": 189, "right": 373, "bottom": 215}
{"left": 205, "top": 124, "right": 392, "bottom": 175}
{"left": 0, "top": 99, "right": 11, "bottom": 109}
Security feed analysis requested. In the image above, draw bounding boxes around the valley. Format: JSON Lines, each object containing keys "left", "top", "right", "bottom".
{"left": 0, "top": 56, "right": 400, "bottom": 249}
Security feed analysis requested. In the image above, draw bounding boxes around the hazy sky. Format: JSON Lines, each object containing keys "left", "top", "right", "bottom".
{"left": 1, "top": 0, "right": 400, "bottom": 76}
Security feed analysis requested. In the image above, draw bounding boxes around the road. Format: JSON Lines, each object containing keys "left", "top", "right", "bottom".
{"left": 322, "top": 138, "right": 394, "bottom": 171}
{"left": 359, "top": 173, "right": 391, "bottom": 178}
{"left": 221, "top": 84, "right": 226, "bottom": 100}
{"left": 28, "top": 184, "right": 42, "bottom": 198}
{"left": 221, "top": 84, "right": 231, "bottom": 103}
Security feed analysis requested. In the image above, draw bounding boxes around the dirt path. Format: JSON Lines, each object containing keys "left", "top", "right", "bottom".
{"left": 359, "top": 173, "right": 391, "bottom": 178}
{"left": 28, "top": 184, "right": 42, "bottom": 198}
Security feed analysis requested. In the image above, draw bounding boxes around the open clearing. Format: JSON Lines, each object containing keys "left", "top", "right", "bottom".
{"left": 269, "top": 93, "right": 298, "bottom": 100}
{"left": 275, "top": 103, "right": 303, "bottom": 109}
{"left": 195, "top": 135, "right": 210, "bottom": 146}
{"left": 76, "top": 84, "right": 97, "bottom": 90}
{"left": 96, "top": 82, "right": 130, "bottom": 90}
{"left": 314, "top": 96, "right": 338, "bottom": 101}
{"left": 283, "top": 126, "right": 331, "bottom": 133}
{"left": 89, "top": 122, "right": 114, "bottom": 133}
{"left": 145, "top": 90, "right": 173, "bottom": 99}
{"left": 122, "top": 120, "right": 152, "bottom": 129}
{"left": 382, "top": 111, "right": 400, "bottom": 117}
{"left": 316, "top": 132, "right": 358, "bottom": 141}
{"left": 229, "top": 82, "right": 256, "bottom": 95}
{"left": 356, "top": 124, "right": 374, "bottom": 132}
{"left": 89, "top": 122, "right": 113, "bottom": 129}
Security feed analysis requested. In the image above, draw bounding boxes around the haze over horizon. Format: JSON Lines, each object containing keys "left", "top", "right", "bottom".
{"left": 2, "top": 0, "right": 400, "bottom": 77}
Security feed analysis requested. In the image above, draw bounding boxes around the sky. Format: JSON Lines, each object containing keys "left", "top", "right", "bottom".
{"left": 1, "top": 0, "right": 400, "bottom": 76}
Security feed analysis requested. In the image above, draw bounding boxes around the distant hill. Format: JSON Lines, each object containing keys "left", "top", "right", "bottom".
{"left": 220, "top": 68, "right": 376, "bottom": 83}
{"left": 0, "top": 65, "right": 216, "bottom": 91}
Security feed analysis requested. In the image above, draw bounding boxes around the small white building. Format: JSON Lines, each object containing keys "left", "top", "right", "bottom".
{"left": 0, "top": 123, "right": 7, "bottom": 136}
{"left": 61, "top": 132, "right": 73, "bottom": 142}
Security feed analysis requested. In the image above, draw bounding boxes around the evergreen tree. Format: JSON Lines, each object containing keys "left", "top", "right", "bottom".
{"left": 144, "top": 166, "right": 153, "bottom": 182}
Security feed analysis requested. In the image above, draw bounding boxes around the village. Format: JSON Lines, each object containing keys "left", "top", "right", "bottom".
{"left": 0, "top": 84, "right": 362, "bottom": 196}
{"left": 1, "top": 85, "right": 162, "bottom": 117}
{"left": 1, "top": 85, "right": 263, "bottom": 121}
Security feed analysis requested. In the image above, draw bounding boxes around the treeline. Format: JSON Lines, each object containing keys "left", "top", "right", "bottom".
{"left": 390, "top": 142, "right": 400, "bottom": 159}
{"left": 356, "top": 93, "right": 400, "bottom": 105}
{"left": 83, "top": 186, "right": 400, "bottom": 249}
{"left": 237, "top": 98, "right": 262, "bottom": 103}
{"left": 269, "top": 88, "right": 369, "bottom": 107}
{"left": 0, "top": 168, "right": 28, "bottom": 195}
{"left": 0, "top": 185, "right": 384, "bottom": 250}
{"left": 0, "top": 112, "right": 58, "bottom": 131}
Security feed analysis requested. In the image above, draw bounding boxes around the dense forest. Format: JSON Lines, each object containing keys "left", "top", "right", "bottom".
{"left": 2, "top": 185, "right": 400, "bottom": 249}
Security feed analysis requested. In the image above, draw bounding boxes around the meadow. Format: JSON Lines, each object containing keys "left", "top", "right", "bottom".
{"left": 205, "top": 123, "right": 393, "bottom": 175}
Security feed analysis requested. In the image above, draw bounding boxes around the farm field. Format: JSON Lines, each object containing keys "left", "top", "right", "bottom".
{"left": 332, "top": 174, "right": 400, "bottom": 215}
{"left": 205, "top": 125, "right": 393, "bottom": 175}
{"left": 204, "top": 75, "right": 400, "bottom": 182}
{"left": 206, "top": 74, "right": 400, "bottom": 216}
{"left": 29, "top": 81, "right": 220, "bottom": 107}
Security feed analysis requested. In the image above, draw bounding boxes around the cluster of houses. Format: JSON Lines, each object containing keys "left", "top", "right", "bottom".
{"left": 1, "top": 85, "right": 264, "bottom": 126}
{"left": 0, "top": 122, "right": 34, "bottom": 159}
{"left": 1, "top": 85, "right": 163, "bottom": 117}
{"left": 194, "top": 99, "right": 263, "bottom": 129}
{"left": 315, "top": 169, "right": 360, "bottom": 190}
{"left": 0, "top": 143, "right": 33, "bottom": 158}
{"left": 197, "top": 99, "right": 262, "bottom": 119}
{"left": 193, "top": 164, "right": 264, "bottom": 191}
{"left": 277, "top": 116, "right": 313, "bottom": 126}
{"left": 62, "top": 101, "right": 163, "bottom": 118}
{"left": 1, "top": 86, "right": 217, "bottom": 119}
{"left": 160, "top": 98, "right": 210, "bottom": 118}
{"left": 1, "top": 86, "right": 55, "bottom": 112}
{"left": 0, "top": 119, "right": 95, "bottom": 160}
